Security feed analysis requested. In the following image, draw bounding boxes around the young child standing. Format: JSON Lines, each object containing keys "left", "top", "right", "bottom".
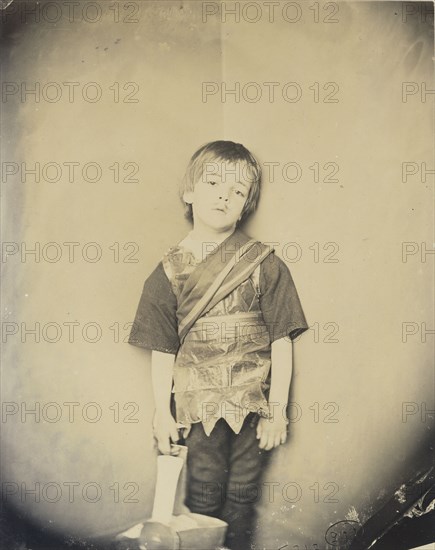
{"left": 129, "top": 141, "right": 308, "bottom": 550}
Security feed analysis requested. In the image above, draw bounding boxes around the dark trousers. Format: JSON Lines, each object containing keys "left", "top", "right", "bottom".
{"left": 184, "top": 414, "right": 268, "bottom": 550}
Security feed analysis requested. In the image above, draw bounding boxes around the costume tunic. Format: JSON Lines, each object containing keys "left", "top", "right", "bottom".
{"left": 129, "top": 234, "right": 309, "bottom": 435}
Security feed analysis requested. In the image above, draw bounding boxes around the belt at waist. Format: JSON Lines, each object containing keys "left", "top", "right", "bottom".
{"left": 183, "top": 312, "right": 269, "bottom": 344}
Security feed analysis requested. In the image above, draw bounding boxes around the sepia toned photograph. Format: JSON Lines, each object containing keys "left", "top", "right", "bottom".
{"left": 1, "top": 1, "right": 434, "bottom": 549}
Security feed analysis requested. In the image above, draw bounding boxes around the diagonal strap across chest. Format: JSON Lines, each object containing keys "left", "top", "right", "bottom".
{"left": 174, "top": 236, "right": 273, "bottom": 344}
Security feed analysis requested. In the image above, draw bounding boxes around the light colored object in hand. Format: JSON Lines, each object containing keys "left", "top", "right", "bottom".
{"left": 116, "top": 445, "right": 227, "bottom": 549}
{"left": 152, "top": 454, "right": 184, "bottom": 524}
{"left": 117, "top": 447, "right": 185, "bottom": 539}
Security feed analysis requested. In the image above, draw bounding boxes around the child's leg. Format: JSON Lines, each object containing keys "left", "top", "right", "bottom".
{"left": 184, "top": 419, "right": 231, "bottom": 517}
{"left": 222, "top": 413, "right": 269, "bottom": 550}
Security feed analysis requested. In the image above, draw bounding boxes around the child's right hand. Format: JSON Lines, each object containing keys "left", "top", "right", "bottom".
{"left": 152, "top": 411, "right": 180, "bottom": 455}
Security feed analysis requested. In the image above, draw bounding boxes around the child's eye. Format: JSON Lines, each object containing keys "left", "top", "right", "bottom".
{"left": 208, "top": 180, "right": 217, "bottom": 185}
{"left": 235, "top": 190, "right": 246, "bottom": 197}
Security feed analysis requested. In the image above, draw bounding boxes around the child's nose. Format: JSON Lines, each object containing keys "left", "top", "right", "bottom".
{"left": 218, "top": 188, "right": 230, "bottom": 201}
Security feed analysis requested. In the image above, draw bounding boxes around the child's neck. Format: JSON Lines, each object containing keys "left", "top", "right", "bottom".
{"left": 188, "top": 224, "right": 236, "bottom": 246}
{"left": 181, "top": 224, "right": 237, "bottom": 262}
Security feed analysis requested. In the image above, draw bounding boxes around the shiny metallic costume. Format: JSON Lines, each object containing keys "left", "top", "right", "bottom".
{"left": 163, "top": 245, "right": 272, "bottom": 436}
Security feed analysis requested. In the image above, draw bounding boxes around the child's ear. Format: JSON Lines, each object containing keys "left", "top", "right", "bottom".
{"left": 183, "top": 191, "right": 193, "bottom": 204}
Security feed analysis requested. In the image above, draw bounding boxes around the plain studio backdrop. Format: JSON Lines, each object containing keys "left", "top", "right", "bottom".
{"left": 1, "top": 1, "right": 433, "bottom": 548}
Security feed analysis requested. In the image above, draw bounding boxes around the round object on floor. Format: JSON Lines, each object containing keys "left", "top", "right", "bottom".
{"left": 138, "top": 521, "right": 180, "bottom": 550}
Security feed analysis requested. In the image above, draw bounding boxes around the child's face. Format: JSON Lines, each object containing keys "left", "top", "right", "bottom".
{"left": 184, "top": 160, "right": 252, "bottom": 233}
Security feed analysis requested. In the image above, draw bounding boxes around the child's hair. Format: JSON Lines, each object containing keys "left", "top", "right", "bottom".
{"left": 180, "top": 140, "right": 262, "bottom": 223}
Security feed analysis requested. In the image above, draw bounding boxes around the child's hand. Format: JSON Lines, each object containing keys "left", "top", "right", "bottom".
{"left": 256, "top": 416, "right": 288, "bottom": 451}
{"left": 152, "top": 411, "right": 180, "bottom": 455}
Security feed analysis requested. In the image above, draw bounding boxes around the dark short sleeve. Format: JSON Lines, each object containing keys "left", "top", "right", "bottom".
{"left": 259, "top": 253, "right": 309, "bottom": 342}
{"left": 128, "top": 262, "right": 179, "bottom": 354}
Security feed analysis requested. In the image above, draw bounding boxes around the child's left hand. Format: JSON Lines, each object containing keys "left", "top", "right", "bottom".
{"left": 256, "top": 416, "right": 288, "bottom": 450}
